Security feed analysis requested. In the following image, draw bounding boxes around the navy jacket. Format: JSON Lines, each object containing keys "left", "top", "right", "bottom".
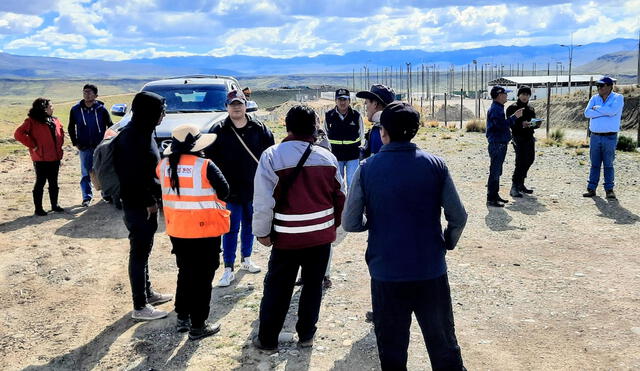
{"left": 486, "top": 101, "right": 516, "bottom": 144}
{"left": 68, "top": 100, "right": 112, "bottom": 149}
{"left": 342, "top": 141, "right": 467, "bottom": 282}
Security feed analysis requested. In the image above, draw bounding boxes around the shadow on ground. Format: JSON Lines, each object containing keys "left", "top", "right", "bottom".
{"left": 331, "top": 328, "right": 380, "bottom": 370}
{"left": 593, "top": 197, "right": 639, "bottom": 225}
{"left": 506, "top": 195, "right": 549, "bottom": 216}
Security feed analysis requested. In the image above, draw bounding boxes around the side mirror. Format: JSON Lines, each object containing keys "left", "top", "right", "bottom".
{"left": 111, "top": 104, "right": 127, "bottom": 117}
{"left": 246, "top": 100, "right": 258, "bottom": 113}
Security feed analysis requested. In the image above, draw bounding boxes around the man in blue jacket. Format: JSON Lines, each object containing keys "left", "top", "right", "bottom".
{"left": 343, "top": 102, "right": 468, "bottom": 371}
{"left": 68, "top": 84, "right": 113, "bottom": 206}
{"left": 485, "top": 86, "right": 523, "bottom": 207}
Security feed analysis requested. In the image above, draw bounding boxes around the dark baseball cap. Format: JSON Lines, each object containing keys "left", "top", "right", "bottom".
{"left": 380, "top": 101, "right": 420, "bottom": 141}
{"left": 356, "top": 84, "right": 395, "bottom": 106}
{"left": 490, "top": 85, "right": 512, "bottom": 99}
{"left": 596, "top": 77, "right": 614, "bottom": 85}
{"left": 517, "top": 85, "right": 532, "bottom": 96}
{"left": 226, "top": 90, "right": 247, "bottom": 105}
{"left": 335, "top": 88, "right": 350, "bottom": 99}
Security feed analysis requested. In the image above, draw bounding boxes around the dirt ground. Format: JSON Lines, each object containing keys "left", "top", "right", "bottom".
{"left": 0, "top": 126, "right": 639, "bottom": 370}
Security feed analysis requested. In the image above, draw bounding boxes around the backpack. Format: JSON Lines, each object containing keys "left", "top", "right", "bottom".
{"left": 91, "top": 132, "right": 121, "bottom": 197}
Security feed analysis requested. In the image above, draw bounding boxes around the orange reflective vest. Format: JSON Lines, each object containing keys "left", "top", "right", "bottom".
{"left": 156, "top": 154, "right": 230, "bottom": 238}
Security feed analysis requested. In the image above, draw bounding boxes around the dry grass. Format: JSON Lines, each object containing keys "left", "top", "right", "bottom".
{"left": 574, "top": 148, "right": 586, "bottom": 156}
{"left": 465, "top": 119, "right": 486, "bottom": 133}
{"left": 564, "top": 139, "right": 589, "bottom": 148}
{"left": 425, "top": 120, "right": 440, "bottom": 128}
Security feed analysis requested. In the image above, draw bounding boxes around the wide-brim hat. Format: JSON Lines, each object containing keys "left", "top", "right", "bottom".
{"left": 163, "top": 124, "right": 217, "bottom": 156}
{"left": 356, "top": 84, "right": 395, "bottom": 106}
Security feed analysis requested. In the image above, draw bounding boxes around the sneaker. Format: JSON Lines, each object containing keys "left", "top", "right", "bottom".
{"left": 218, "top": 268, "right": 235, "bottom": 287}
{"left": 147, "top": 291, "right": 173, "bottom": 306}
{"left": 582, "top": 189, "right": 596, "bottom": 197}
{"left": 132, "top": 304, "right": 168, "bottom": 321}
{"left": 298, "top": 336, "right": 314, "bottom": 348}
{"left": 189, "top": 322, "right": 220, "bottom": 340}
{"left": 252, "top": 335, "right": 278, "bottom": 352}
{"left": 51, "top": 205, "right": 64, "bottom": 212}
{"left": 519, "top": 184, "right": 534, "bottom": 194}
{"left": 322, "top": 276, "right": 332, "bottom": 289}
{"left": 176, "top": 317, "right": 191, "bottom": 333}
{"left": 240, "top": 257, "right": 261, "bottom": 273}
{"left": 81, "top": 199, "right": 91, "bottom": 207}
{"left": 605, "top": 190, "right": 616, "bottom": 199}
{"left": 486, "top": 199, "right": 505, "bottom": 208}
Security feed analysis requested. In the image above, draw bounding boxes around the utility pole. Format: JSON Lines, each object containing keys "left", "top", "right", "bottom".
{"left": 561, "top": 33, "right": 583, "bottom": 95}
{"left": 406, "top": 62, "right": 412, "bottom": 104}
{"left": 473, "top": 60, "right": 478, "bottom": 118}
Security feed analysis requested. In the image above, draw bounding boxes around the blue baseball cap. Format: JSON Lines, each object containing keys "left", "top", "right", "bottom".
{"left": 490, "top": 85, "right": 512, "bottom": 99}
{"left": 596, "top": 77, "right": 614, "bottom": 85}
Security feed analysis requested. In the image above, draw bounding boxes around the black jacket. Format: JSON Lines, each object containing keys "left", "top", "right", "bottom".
{"left": 205, "top": 115, "right": 274, "bottom": 203}
{"left": 113, "top": 120, "right": 161, "bottom": 209}
{"left": 325, "top": 107, "right": 362, "bottom": 161}
{"left": 68, "top": 100, "right": 113, "bottom": 149}
{"left": 506, "top": 100, "right": 536, "bottom": 140}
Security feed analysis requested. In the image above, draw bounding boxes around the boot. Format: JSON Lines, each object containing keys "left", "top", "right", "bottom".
{"left": 510, "top": 184, "right": 523, "bottom": 198}
{"left": 49, "top": 187, "right": 64, "bottom": 212}
{"left": 519, "top": 184, "right": 534, "bottom": 194}
{"left": 33, "top": 189, "right": 47, "bottom": 216}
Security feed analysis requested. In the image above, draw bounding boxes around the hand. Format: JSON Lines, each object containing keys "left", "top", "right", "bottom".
{"left": 522, "top": 121, "right": 531, "bottom": 128}
{"left": 513, "top": 108, "right": 524, "bottom": 118}
{"left": 257, "top": 236, "right": 272, "bottom": 247}
{"left": 146, "top": 203, "right": 158, "bottom": 219}
{"left": 32, "top": 146, "right": 38, "bottom": 151}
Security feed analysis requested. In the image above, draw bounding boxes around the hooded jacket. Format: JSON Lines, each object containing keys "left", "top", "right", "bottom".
{"left": 14, "top": 116, "right": 64, "bottom": 162}
{"left": 68, "top": 100, "right": 112, "bottom": 149}
{"left": 113, "top": 92, "right": 164, "bottom": 208}
{"left": 506, "top": 100, "right": 536, "bottom": 140}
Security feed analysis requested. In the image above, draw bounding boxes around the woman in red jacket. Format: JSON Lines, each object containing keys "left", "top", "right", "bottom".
{"left": 14, "top": 98, "right": 65, "bottom": 216}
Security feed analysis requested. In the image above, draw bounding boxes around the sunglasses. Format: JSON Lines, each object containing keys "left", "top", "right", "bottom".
{"left": 596, "top": 84, "right": 608, "bottom": 88}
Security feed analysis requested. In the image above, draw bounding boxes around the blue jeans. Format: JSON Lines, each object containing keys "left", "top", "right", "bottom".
{"left": 588, "top": 134, "right": 617, "bottom": 191}
{"left": 338, "top": 159, "right": 359, "bottom": 192}
{"left": 79, "top": 148, "right": 95, "bottom": 201}
{"left": 487, "top": 142, "right": 508, "bottom": 200}
{"left": 222, "top": 201, "right": 255, "bottom": 268}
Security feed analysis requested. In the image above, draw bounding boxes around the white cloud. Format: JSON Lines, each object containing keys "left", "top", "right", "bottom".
{"left": 5, "top": 26, "right": 87, "bottom": 50}
{"left": 0, "top": 12, "right": 44, "bottom": 34}
{"left": 50, "top": 47, "right": 197, "bottom": 60}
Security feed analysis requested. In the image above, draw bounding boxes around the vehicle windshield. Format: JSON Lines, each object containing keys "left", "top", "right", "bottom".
{"left": 142, "top": 84, "right": 227, "bottom": 112}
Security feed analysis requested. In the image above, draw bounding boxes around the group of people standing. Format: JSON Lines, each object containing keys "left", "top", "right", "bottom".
{"left": 484, "top": 76, "right": 624, "bottom": 207}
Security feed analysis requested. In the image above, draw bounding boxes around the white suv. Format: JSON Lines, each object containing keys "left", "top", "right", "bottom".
{"left": 107, "top": 75, "right": 257, "bottom": 152}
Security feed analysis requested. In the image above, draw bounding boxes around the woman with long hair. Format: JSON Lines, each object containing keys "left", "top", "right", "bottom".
{"left": 156, "top": 124, "right": 230, "bottom": 340}
{"left": 14, "top": 98, "right": 65, "bottom": 216}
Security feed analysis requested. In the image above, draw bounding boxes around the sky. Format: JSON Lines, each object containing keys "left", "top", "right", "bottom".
{"left": 0, "top": 0, "right": 639, "bottom": 61}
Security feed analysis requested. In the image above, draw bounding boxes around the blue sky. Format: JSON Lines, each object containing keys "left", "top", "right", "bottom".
{"left": 0, "top": 0, "right": 638, "bottom": 61}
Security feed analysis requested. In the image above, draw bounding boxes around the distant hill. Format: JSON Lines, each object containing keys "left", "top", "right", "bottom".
{"left": 0, "top": 38, "right": 637, "bottom": 78}
{"left": 576, "top": 50, "right": 638, "bottom": 75}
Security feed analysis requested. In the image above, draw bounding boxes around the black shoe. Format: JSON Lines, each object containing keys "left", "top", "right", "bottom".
{"left": 322, "top": 276, "right": 332, "bottom": 289}
{"left": 519, "top": 184, "right": 534, "bottom": 194}
{"left": 51, "top": 205, "right": 64, "bottom": 212}
{"left": 605, "top": 190, "right": 616, "bottom": 199}
{"left": 487, "top": 200, "right": 505, "bottom": 208}
{"left": 365, "top": 311, "right": 373, "bottom": 323}
{"left": 298, "top": 336, "right": 314, "bottom": 348}
{"left": 252, "top": 335, "right": 278, "bottom": 351}
{"left": 497, "top": 195, "right": 509, "bottom": 203}
{"left": 510, "top": 185, "right": 523, "bottom": 198}
{"left": 34, "top": 209, "right": 48, "bottom": 216}
{"left": 102, "top": 196, "right": 113, "bottom": 203}
{"left": 188, "top": 322, "right": 220, "bottom": 340}
{"left": 582, "top": 189, "right": 596, "bottom": 197}
{"left": 176, "top": 317, "right": 190, "bottom": 333}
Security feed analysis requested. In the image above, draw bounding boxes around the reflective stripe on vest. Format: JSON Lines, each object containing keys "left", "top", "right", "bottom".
{"left": 328, "top": 139, "right": 360, "bottom": 145}
{"left": 273, "top": 207, "right": 335, "bottom": 234}
{"left": 158, "top": 155, "right": 230, "bottom": 238}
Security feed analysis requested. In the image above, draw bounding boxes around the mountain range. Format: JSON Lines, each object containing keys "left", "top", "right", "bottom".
{"left": 0, "top": 38, "right": 637, "bottom": 79}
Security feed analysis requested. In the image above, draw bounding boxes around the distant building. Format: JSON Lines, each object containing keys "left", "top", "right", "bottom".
{"left": 487, "top": 75, "right": 613, "bottom": 100}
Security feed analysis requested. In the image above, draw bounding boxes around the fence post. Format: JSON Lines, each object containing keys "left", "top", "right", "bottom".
{"left": 444, "top": 93, "right": 448, "bottom": 127}
{"left": 587, "top": 77, "right": 593, "bottom": 139}
{"left": 460, "top": 89, "right": 464, "bottom": 129}
{"left": 546, "top": 82, "right": 551, "bottom": 138}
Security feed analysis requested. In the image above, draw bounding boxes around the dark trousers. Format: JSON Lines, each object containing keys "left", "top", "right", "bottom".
{"left": 258, "top": 244, "right": 330, "bottom": 348}
{"left": 487, "top": 142, "right": 508, "bottom": 200}
{"left": 123, "top": 207, "right": 158, "bottom": 310}
{"left": 33, "top": 161, "right": 60, "bottom": 210}
{"left": 371, "top": 274, "right": 465, "bottom": 371}
{"left": 171, "top": 236, "right": 221, "bottom": 328}
{"left": 512, "top": 137, "right": 535, "bottom": 186}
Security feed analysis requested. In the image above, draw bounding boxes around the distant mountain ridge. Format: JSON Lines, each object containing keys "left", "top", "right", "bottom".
{"left": 576, "top": 50, "right": 638, "bottom": 74}
{"left": 0, "top": 38, "right": 636, "bottom": 78}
